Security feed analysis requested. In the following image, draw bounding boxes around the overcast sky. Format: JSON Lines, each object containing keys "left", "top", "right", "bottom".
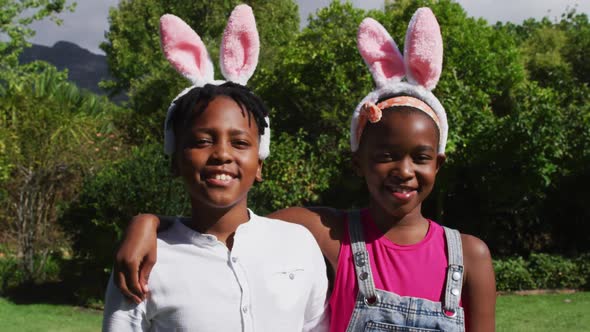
{"left": 26, "top": 0, "right": 590, "bottom": 55}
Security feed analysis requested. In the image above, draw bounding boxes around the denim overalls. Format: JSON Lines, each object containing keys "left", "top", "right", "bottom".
{"left": 345, "top": 210, "right": 465, "bottom": 331}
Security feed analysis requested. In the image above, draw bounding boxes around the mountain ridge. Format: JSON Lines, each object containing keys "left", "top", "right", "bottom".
{"left": 19, "top": 41, "right": 113, "bottom": 97}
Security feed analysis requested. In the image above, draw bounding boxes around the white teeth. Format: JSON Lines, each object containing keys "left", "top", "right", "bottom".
{"left": 214, "top": 174, "right": 232, "bottom": 181}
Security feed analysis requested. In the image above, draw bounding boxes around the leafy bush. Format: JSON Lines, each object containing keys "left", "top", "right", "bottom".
{"left": 60, "top": 143, "right": 190, "bottom": 302}
{"left": 574, "top": 254, "right": 590, "bottom": 290}
{"left": 0, "top": 255, "right": 23, "bottom": 294}
{"left": 493, "top": 257, "right": 536, "bottom": 291}
{"left": 494, "top": 253, "right": 588, "bottom": 291}
{"left": 528, "top": 253, "right": 585, "bottom": 289}
{"left": 0, "top": 249, "right": 62, "bottom": 295}
{"left": 249, "top": 130, "right": 336, "bottom": 214}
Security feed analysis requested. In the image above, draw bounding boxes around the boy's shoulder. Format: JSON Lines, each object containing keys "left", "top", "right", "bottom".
{"left": 155, "top": 217, "right": 207, "bottom": 249}
{"left": 252, "top": 213, "right": 315, "bottom": 240}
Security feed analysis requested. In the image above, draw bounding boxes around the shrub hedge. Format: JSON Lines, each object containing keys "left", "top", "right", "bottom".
{"left": 2, "top": 247, "right": 588, "bottom": 298}
{"left": 494, "top": 253, "right": 589, "bottom": 292}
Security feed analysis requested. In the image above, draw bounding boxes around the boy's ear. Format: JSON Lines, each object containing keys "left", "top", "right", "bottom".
{"left": 436, "top": 153, "right": 446, "bottom": 172}
{"left": 351, "top": 153, "right": 364, "bottom": 177}
{"left": 255, "top": 160, "right": 263, "bottom": 182}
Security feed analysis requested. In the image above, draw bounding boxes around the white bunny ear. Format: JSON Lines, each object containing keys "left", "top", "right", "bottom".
{"left": 357, "top": 17, "right": 405, "bottom": 88}
{"left": 160, "top": 14, "right": 214, "bottom": 86}
{"left": 220, "top": 5, "right": 260, "bottom": 85}
{"left": 404, "top": 7, "right": 443, "bottom": 90}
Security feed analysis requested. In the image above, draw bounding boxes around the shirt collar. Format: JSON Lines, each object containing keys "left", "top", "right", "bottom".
{"left": 169, "top": 209, "right": 258, "bottom": 247}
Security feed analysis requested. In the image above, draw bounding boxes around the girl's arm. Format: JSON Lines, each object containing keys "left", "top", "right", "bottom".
{"left": 103, "top": 273, "right": 150, "bottom": 331}
{"left": 114, "top": 208, "right": 344, "bottom": 302}
{"left": 461, "top": 234, "right": 496, "bottom": 332}
{"left": 114, "top": 214, "right": 170, "bottom": 304}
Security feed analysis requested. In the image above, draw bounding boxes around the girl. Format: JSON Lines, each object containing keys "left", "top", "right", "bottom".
{"left": 115, "top": 8, "right": 496, "bottom": 331}
{"left": 102, "top": 5, "right": 328, "bottom": 331}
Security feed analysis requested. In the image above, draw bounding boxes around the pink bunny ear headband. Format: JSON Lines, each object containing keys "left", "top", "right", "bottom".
{"left": 160, "top": 4, "right": 270, "bottom": 159}
{"left": 351, "top": 7, "right": 448, "bottom": 154}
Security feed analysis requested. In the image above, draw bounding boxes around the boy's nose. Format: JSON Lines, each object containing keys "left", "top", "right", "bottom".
{"left": 210, "top": 143, "right": 232, "bottom": 163}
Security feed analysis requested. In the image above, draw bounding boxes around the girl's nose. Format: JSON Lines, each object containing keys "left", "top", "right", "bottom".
{"left": 391, "top": 157, "right": 414, "bottom": 180}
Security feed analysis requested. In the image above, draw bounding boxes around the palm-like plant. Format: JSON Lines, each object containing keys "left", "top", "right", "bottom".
{"left": 1, "top": 64, "right": 123, "bottom": 282}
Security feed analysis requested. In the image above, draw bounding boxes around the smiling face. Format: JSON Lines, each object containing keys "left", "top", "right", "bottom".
{"left": 174, "top": 96, "right": 262, "bottom": 210}
{"left": 353, "top": 107, "right": 445, "bottom": 220}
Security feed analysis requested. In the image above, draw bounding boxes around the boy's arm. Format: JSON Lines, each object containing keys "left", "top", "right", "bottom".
{"left": 462, "top": 234, "right": 496, "bottom": 332}
{"left": 103, "top": 273, "right": 150, "bottom": 331}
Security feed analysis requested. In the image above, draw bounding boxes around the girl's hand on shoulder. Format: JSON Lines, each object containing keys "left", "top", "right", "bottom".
{"left": 461, "top": 234, "right": 496, "bottom": 332}
{"left": 114, "top": 213, "right": 161, "bottom": 304}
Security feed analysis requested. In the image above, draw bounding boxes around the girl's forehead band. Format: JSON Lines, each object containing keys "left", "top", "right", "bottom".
{"left": 356, "top": 96, "right": 440, "bottom": 146}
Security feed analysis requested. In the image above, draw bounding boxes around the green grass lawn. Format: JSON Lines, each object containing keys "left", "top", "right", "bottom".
{"left": 1, "top": 292, "right": 589, "bottom": 331}
{"left": 496, "top": 292, "right": 590, "bottom": 331}
{"left": 0, "top": 297, "right": 102, "bottom": 332}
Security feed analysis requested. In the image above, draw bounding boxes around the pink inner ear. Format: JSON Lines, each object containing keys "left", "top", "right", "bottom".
{"left": 160, "top": 14, "right": 212, "bottom": 83}
{"left": 220, "top": 5, "right": 259, "bottom": 85}
{"left": 404, "top": 8, "right": 443, "bottom": 90}
{"left": 357, "top": 18, "right": 405, "bottom": 87}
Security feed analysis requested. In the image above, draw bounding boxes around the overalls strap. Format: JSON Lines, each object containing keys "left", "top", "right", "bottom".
{"left": 442, "top": 226, "right": 464, "bottom": 313}
{"left": 347, "top": 210, "right": 378, "bottom": 303}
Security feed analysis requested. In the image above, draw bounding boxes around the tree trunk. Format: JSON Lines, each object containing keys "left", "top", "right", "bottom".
{"left": 12, "top": 166, "right": 62, "bottom": 282}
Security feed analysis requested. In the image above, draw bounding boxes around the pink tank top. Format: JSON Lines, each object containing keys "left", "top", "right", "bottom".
{"left": 329, "top": 209, "right": 455, "bottom": 332}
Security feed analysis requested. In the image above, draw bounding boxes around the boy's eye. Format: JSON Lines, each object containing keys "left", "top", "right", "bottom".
{"left": 190, "top": 138, "right": 213, "bottom": 148}
{"left": 374, "top": 153, "right": 395, "bottom": 162}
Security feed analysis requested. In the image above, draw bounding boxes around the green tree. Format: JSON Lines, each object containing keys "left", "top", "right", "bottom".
{"left": 561, "top": 13, "right": 590, "bottom": 85}
{"left": 95, "top": 0, "right": 590, "bottom": 257}
{"left": 0, "top": 0, "right": 75, "bottom": 66}
{"left": 0, "top": 64, "right": 124, "bottom": 282}
{"left": 101, "top": 0, "right": 300, "bottom": 144}
{"left": 254, "top": 2, "right": 375, "bottom": 208}
{"left": 60, "top": 143, "right": 187, "bottom": 301}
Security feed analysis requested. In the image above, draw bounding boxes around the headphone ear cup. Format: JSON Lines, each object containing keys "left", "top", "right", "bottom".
{"left": 170, "top": 152, "right": 181, "bottom": 178}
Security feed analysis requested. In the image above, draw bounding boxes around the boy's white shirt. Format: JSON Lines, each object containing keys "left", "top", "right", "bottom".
{"left": 103, "top": 210, "right": 329, "bottom": 332}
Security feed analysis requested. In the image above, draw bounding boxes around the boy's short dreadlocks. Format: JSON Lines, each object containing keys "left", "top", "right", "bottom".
{"left": 171, "top": 82, "right": 269, "bottom": 142}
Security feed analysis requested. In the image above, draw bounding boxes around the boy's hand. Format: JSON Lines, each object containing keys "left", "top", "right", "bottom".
{"left": 114, "top": 214, "right": 160, "bottom": 304}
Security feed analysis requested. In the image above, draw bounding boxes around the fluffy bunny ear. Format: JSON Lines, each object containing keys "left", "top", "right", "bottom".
{"left": 160, "top": 14, "right": 214, "bottom": 86}
{"left": 403, "top": 7, "right": 443, "bottom": 91}
{"left": 357, "top": 17, "right": 405, "bottom": 88}
{"left": 220, "top": 5, "right": 260, "bottom": 85}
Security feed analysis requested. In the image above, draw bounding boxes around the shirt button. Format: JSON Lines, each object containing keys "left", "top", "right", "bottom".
{"left": 452, "top": 271, "right": 461, "bottom": 281}
{"left": 451, "top": 288, "right": 460, "bottom": 296}
{"left": 231, "top": 257, "right": 238, "bottom": 263}
{"left": 242, "top": 306, "right": 248, "bottom": 313}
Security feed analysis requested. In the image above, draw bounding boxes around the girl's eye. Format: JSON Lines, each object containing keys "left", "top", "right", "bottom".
{"left": 414, "top": 154, "right": 433, "bottom": 163}
{"left": 233, "top": 140, "right": 251, "bottom": 149}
